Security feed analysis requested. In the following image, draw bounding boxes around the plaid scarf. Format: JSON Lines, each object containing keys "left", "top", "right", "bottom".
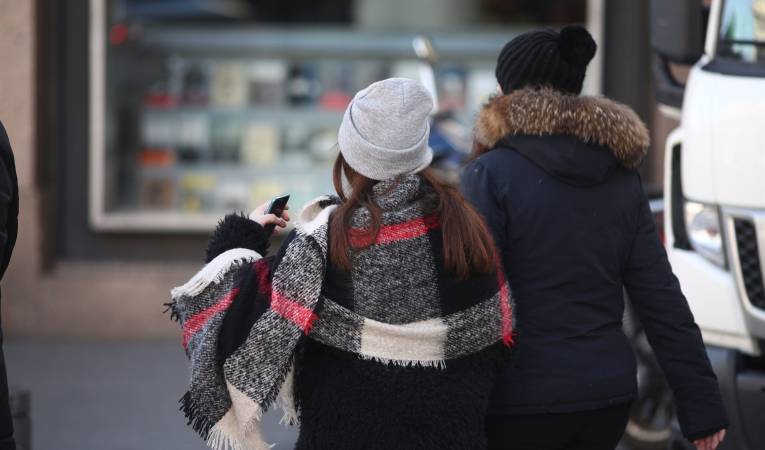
{"left": 168, "top": 175, "right": 514, "bottom": 450}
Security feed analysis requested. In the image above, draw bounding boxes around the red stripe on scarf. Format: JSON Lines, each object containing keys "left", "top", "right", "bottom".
{"left": 182, "top": 288, "right": 239, "bottom": 349}
{"left": 255, "top": 259, "right": 315, "bottom": 333}
{"left": 271, "top": 291, "right": 318, "bottom": 334}
{"left": 348, "top": 215, "right": 440, "bottom": 247}
{"left": 495, "top": 261, "right": 514, "bottom": 346}
{"left": 254, "top": 259, "right": 272, "bottom": 298}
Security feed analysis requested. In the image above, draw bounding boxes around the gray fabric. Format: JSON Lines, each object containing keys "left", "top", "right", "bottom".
{"left": 338, "top": 78, "right": 434, "bottom": 180}
{"left": 173, "top": 267, "right": 243, "bottom": 433}
{"left": 223, "top": 310, "right": 299, "bottom": 404}
{"left": 310, "top": 297, "right": 365, "bottom": 350}
{"left": 351, "top": 233, "right": 441, "bottom": 323}
{"left": 443, "top": 292, "right": 506, "bottom": 358}
{"left": 311, "top": 295, "right": 507, "bottom": 360}
{"left": 348, "top": 176, "right": 442, "bottom": 323}
{"left": 224, "top": 223, "right": 329, "bottom": 404}
{"left": 349, "top": 175, "right": 437, "bottom": 226}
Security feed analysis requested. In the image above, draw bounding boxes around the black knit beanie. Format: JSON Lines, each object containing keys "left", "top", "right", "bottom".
{"left": 495, "top": 25, "right": 597, "bottom": 95}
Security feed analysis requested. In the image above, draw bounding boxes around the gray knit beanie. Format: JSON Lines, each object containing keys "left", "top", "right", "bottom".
{"left": 338, "top": 78, "right": 434, "bottom": 181}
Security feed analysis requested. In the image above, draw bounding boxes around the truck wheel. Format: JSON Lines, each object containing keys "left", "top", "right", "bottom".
{"left": 623, "top": 331, "right": 674, "bottom": 448}
{"left": 623, "top": 306, "right": 693, "bottom": 450}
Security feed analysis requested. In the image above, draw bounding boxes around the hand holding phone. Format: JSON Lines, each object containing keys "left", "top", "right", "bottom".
{"left": 250, "top": 194, "right": 290, "bottom": 235}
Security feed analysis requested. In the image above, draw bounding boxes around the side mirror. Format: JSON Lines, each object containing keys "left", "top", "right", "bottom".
{"left": 650, "top": 0, "right": 705, "bottom": 64}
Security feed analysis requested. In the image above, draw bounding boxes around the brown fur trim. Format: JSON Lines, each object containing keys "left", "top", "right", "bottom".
{"left": 474, "top": 88, "right": 650, "bottom": 169}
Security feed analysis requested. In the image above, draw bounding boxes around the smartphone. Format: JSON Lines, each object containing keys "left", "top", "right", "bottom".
{"left": 263, "top": 194, "right": 290, "bottom": 235}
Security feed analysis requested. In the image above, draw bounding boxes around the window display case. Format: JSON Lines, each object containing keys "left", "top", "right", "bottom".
{"left": 89, "top": 0, "right": 512, "bottom": 231}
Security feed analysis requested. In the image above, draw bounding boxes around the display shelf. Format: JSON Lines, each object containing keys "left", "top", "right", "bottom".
{"left": 124, "top": 0, "right": 252, "bottom": 20}
{"left": 142, "top": 106, "right": 345, "bottom": 125}
{"left": 137, "top": 160, "right": 333, "bottom": 177}
{"left": 138, "top": 26, "right": 516, "bottom": 60}
{"left": 91, "top": 4, "right": 519, "bottom": 232}
{"left": 94, "top": 210, "right": 236, "bottom": 232}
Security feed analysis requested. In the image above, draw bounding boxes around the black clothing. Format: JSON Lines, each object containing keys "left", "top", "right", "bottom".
{"left": 495, "top": 25, "right": 596, "bottom": 95}
{"left": 462, "top": 88, "right": 728, "bottom": 441}
{"left": 0, "top": 122, "right": 18, "bottom": 280}
{"left": 485, "top": 403, "right": 631, "bottom": 450}
{"left": 464, "top": 137, "right": 642, "bottom": 415}
{"left": 295, "top": 339, "right": 504, "bottom": 450}
{"left": 0, "top": 121, "right": 18, "bottom": 450}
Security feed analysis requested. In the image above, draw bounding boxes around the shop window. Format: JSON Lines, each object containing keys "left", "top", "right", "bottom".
{"left": 89, "top": 0, "right": 588, "bottom": 232}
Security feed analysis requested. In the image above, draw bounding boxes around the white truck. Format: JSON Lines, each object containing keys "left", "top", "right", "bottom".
{"left": 626, "top": 0, "right": 765, "bottom": 449}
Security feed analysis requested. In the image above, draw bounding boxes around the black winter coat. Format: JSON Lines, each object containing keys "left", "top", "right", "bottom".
{"left": 461, "top": 88, "right": 728, "bottom": 441}
{"left": 0, "top": 122, "right": 18, "bottom": 281}
{"left": 0, "top": 120, "right": 18, "bottom": 450}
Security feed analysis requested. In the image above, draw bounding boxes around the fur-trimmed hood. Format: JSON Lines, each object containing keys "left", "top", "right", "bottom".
{"left": 474, "top": 88, "right": 649, "bottom": 169}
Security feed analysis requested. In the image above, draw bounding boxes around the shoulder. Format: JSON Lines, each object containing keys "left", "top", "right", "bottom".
{"left": 463, "top": 148, "right": 509, "bottom": 179}
{"left": 295, "top": 194, "right": 341, "bottom": 236}
{"left": 0, "top": 120, "right": 13, "bottom": 165}
{"left": 0, "top": 120, "right": 8, "bottom": 149}
{"left": 626, "top": 171, "right": 651, "bottom": 212}
{"left": 611, "top": 168, "right": 645, "bottom": 201}
{"left": 470, "top": 146, "right": 518, "bottom": 167}
{"left": 0, "top": 120, "right": 17, "bottom": 209}
{"left": 461, "top": 151, "right": 517, "bottom": 215}
{"left": 462, "top": 147, "right": 528, "bottom": 188}
{"left": 0, "top": 120, "right": 15, "bottom": 178}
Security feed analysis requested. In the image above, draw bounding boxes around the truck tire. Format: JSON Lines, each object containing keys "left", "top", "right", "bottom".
{"left": 623, "top": 303, "right": 693, "bottom": 450}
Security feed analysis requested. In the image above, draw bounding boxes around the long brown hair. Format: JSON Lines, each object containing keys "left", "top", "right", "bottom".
{"left": 329, "top": 153, "right": 496, "bottom": 279}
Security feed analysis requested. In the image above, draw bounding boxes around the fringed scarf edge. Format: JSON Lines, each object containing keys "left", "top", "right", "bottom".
{"left": 171, "top": 248, "right": 262, "bottom": 299}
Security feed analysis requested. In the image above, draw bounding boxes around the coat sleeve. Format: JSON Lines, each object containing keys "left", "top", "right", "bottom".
{"left": 623, "top": 188, "right": 728, "bottom": 441}
{"left": 0, "top": 120, "right": 17, "bottom": 450}
{"left": 0, "top": 121, "right": 18, "bottom": 282}
{"left": 205, "top": 213, "right": 270, "bottom": 263}
{"left": 460, "top": 158, "right": 508, "bottom": 251}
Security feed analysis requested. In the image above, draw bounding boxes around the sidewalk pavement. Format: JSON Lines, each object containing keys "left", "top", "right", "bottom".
{"left": 4, "top": 340, "right": 633, "bottom": 450}
{"left": 4, "top": 340, "right": 297, "bottom": 450}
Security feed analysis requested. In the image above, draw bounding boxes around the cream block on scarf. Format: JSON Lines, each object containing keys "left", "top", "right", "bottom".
{"left": 206, "top": 382, "right": 269, "bottom": 450}
{"left": 359, "top": 316, "right": 447, "bottom": 368}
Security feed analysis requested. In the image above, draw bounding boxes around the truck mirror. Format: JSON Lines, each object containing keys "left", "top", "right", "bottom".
{"left": 650, "top": 0, "right": 705, "bottom": 64}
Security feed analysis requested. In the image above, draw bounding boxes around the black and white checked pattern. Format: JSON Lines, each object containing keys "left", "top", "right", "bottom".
{"left": 169, "top": 176, "right": 513, "bottom": 450}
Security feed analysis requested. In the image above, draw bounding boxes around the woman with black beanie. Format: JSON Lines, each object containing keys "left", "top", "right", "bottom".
{"left": 461, "top": 26, "right": 728, "bottom": 450}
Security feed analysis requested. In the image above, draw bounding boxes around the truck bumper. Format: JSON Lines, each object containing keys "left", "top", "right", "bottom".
{"left": 668, "top": 248, "right": 757, "bottom": 353}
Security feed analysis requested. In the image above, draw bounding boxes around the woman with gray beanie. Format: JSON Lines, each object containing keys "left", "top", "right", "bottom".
{"left": 462, "top": 26, "right": 727, "bottom": 450}
{"left": 169, "top": 78, "right": 514, "bottom": 450}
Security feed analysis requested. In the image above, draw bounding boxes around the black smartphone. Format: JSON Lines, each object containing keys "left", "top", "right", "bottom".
{"left": 263, "top": 194, "right": 290, "bottom": 235}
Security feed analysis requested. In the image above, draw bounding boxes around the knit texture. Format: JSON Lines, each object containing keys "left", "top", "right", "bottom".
{"left": 295, "top": 339, "right": 507, "bottom": 449}
{"left": 168, "top": 175, "right": 514, "bottom": 450}
{"left": 495, "top": 25, "right": 597, "bottom": 95}
{"left": 338, "top": 78, "right": 434, "bottom": 180}
{"left": 205, "top": 214, "right": 269, "bottom": 263}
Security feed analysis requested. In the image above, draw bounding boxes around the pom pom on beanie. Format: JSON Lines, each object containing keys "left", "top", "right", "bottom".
{"left": 496, "top": 25, "right": 597, "bottom": 95}
{"left": 559, "top": 25, "right": 597, "bottom": 67}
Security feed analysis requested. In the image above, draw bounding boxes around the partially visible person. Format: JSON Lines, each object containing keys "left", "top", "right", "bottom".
{"left": 461, "top": 26, "right": 727, "bottom": 450}
{"left": 0, "top": 120, "right": 19, "bottom": 450}
{"left": 169, "top": 78, "right": 514, "bottom": 450}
